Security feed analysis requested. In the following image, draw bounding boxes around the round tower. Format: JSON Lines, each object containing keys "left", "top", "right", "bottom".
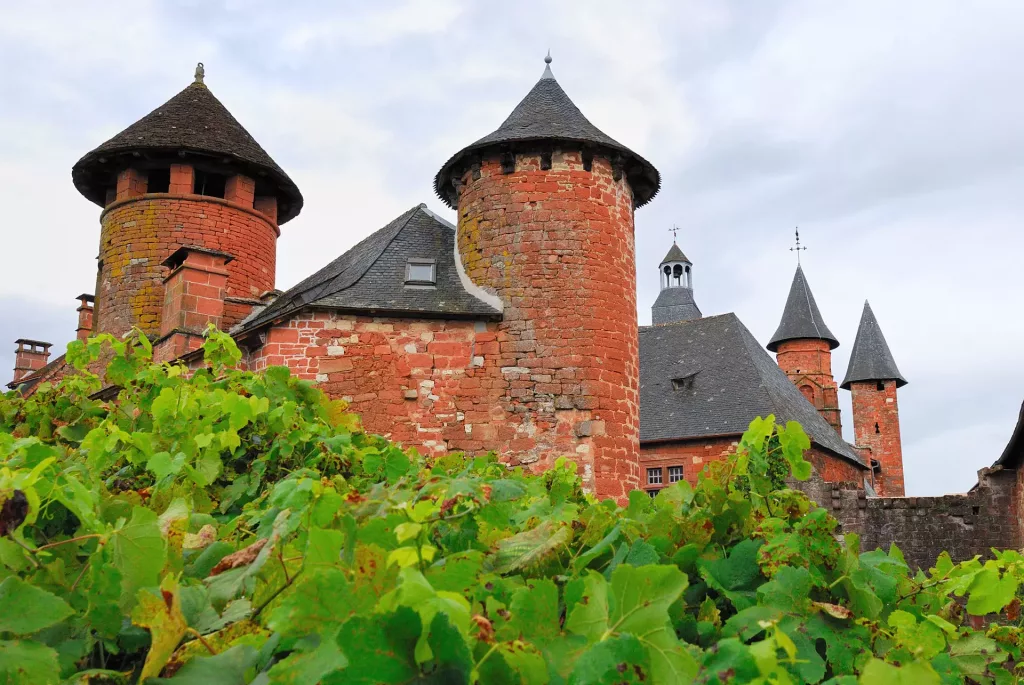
{"left": 841, "top": 301, "right": 908, "bottom": 497}
{"left": 71, "top": 64, "right": 302, "bottom": 338}
{"left": 652, "top": 241, "right": 702, "bottom": 324}
{"left": 435, "top": 56, "right": 660, "bottom": 499}
{"left": 767, "top": 264, "right": 843, "bottom": 435}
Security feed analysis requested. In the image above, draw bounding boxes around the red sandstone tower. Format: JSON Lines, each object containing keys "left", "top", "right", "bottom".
{"left": 842, "top": 301, "right": 908, "bottom": 496}
{"left": 70, "top": 63, "right": 302, "bottom": 342}
{"left": 434, "top": 56, "right": 660, "bottom": 498}
{"left": 768, "top": 265, "right": 843, "bottom": 434}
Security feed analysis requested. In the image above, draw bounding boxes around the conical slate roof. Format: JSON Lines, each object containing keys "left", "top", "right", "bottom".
{"left": 767, "top": 266, "right": 840, "bottom": 352}
{"left": 72, "top": 66, "right": 303, "bottom": 223}
{"left": 661, "top": 243, "right": 690, "bottom": 264}
{"left": 435, "top": 59, "right": 660, "bottom": 208}
{"left": 841, "top": 301, "right": 907, "bottom": 389}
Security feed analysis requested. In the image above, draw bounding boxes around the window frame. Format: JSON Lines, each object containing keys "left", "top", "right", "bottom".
{"left": 647, "top": 467, "right": 663, "bottom": 485}
{"left": 405, "top": 258, "right": 437, "bottom": 286}
{"left": 668, "top": 466, "right": 684, "bottom": 483}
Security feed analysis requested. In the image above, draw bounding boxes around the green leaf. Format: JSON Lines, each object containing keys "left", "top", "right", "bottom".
{"left": 0, "top": 640, "right": 61, "bottom": 684}
{"left": 268, "top": 569, "right": 364, "bottom": 636}
{"left": 151, "top": 644, "right": 259, "bottom": 684}
{"left": 568, "top": 634, "right": 650, "bottom": 684}
{"left": 132, "top": 576, "right": 189, "bottom": 681}
{"left": 0, "top": 576, "right": 74, "bottom": 635}
{"left": 111, "top": 506, "right": 167, "bottom": 611}
{"left": 328, "top": 608, "right": 420, "bottom": 684}
{"left": 966, "top": 566, "right": 1018, "bottom": 615}
{"left": 500, "top": 578, "right": 561, "bottom": 642}
{"left": 266, "top": 629, "right": 348, "bottom": 684}
{"left": 566, "top": 572, "right": 609, "bottom": 643}
{"left": 700, "top": 539, "right": 763, "bottom": 611}
{"left": 859, "top": 657, "right": 940, "bottom": 685}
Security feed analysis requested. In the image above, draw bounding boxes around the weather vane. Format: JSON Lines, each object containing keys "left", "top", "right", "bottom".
{"left": 790, "top": 228, "right": 807, "bottom": 264}
{"left": 669, "top": 225, "right": 679, "bottom": 243}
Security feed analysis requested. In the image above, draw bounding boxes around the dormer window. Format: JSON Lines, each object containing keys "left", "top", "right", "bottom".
{"left": 671, "top": 372, "right": 698, "bottom": 391}
{"left": 405, "top": 258, "right": 436, "bottom": 286}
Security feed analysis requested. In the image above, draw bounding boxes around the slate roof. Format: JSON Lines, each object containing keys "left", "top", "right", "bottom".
{"left": 993, "top": 401, "right": 1024, "bottom": 469}
{"left": 640, "top": 313, "right": 865, "bottom": 467}
{"left": 661, "top": 243, "right": 690, "bottom": 264}
{"left": 235, "top": 204, "right": 502, "bottom": 333}
{"left": 840, "top": 301, "right": 908, "bottom": 389}
{"left": 434, "top": 62, "right": 660, "bottom": 208}
{"left": 652, "top": 287, "right": 701, "bottom": 324}
{"left": 767, "top": 265, "right": 839, "bottom": 352}
{"left": 72, "top": 74, "right": 303, "bottom": 223}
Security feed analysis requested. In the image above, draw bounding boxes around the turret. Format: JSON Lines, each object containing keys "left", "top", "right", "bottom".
{"left": 842, "top": 301, "right": 908, "bottom": 496}
{"left": 71, "top": 63, "right": 302, "bottom": 340}
{"left": 434, "top": 55, "right": 660, "bottom": 499}
{"left": 767, "top": 265, "right": 843, "bottom": 434}
{"left": 652, "top": 241, "right": 701, "bottom": 324}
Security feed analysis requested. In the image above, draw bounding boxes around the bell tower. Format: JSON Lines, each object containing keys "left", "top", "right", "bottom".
{"left": 71, "top": 64, "right": 303, "bottom": 340}
{"left": 435, "top": 55, "right": 660, "bottom": 499}
{"left": 652, "top": 237, "right": 701, "bottom": 324}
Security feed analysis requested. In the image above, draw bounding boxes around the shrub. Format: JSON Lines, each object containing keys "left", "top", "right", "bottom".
{"left": 0, "top": 329, "right": 1021, "bottom": 684}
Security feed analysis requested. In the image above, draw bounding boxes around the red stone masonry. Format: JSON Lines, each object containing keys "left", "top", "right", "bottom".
{"left": 454, "top": 151, "right": 640, "bottom": 498}
{"left": 95, "top": 166, "right": 279, "bottom": 338}
{"left": 640, "top": 437, "right": 865, "bottom": 493}
{"left": 851, "top": 380, "right": 905, "bottom": 496}
{"left": 774, "top": 339, "right": 843, "bottom": 434}
{"left": 244, "top": 312, "right": 504, "bottom": 455}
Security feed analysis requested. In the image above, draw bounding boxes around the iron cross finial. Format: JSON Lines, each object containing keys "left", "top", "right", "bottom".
{"left": 790, "top": 227, "right": 807, "bottom": 265}
{"left": 669, "top": 225, "right": 679, "bottom": 243}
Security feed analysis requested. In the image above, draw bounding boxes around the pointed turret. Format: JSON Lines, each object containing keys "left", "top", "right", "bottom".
{"left": 841, "top": 301, "right": 908, "bottom": 389}
{"left": 768, "top": 265, "right": 842, "bottom": 435}
{"left": 652, "top": 240, "right": 701, "bottom": 324}
{"left": 434, "top": 56, "right": 660, "bottom": 208}
{"left": 843, "top": 301, "right": 907, "bottom": 496}
{"left": 767, "top": 266, "right": 839, "bottom": 351}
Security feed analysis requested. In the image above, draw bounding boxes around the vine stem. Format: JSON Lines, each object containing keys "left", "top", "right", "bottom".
{"left": 187, "top": 628, "right": 218, "bottom": 655}
{"left": 35, "top": 533, "right": 105, "bottom": 552}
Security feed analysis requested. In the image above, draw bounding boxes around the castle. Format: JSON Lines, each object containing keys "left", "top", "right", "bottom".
{"left": 10, "top": 60, "right": 1024, "bottom": 566}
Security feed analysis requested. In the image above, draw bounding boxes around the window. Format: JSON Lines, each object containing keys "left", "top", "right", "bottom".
{"left": 405, "top": 259, "right": 436, "bottom": 285}
{"left": 647, "top": 468, "right": 662, "bottom": 485}
{"left": 146, "top": 168, "right": 170, "bottom": 193}
{"left": 876, "top": 381, "right": 885, "bottom": 391}
{"left": 671, "top": 373, "right": 697, "bottom": 391}
{"left": 647, "top": 489, "right": 659, "bottom": 499}
{"left": 668, "top": 466, "right": 684, "bottom": 483}
{"left": 193, "top": 169, "right": 226, "bottom": 198}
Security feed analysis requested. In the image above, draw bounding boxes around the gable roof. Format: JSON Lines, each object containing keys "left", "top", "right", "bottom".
{"left": 661, "top": 243, "right": 690, "bottom": 264}
{"left": 639, "top": 313, "right": 865, "bottom": 467}
{"left": 434, "top": 62, "right": 659, "bottom": 208}
{"left": 234, "top": 204, "right": 502, "bottom": 333}
{"left": 72, "top": 76, "right": 303, "bottom": 223}
{"left": 652, "top": 286, "right": 701, "bottom": 325}
{"left": 840, "top": 301, "right": 908, "bottom": 389}
{"left": 767, "top": 265, "right": 840, "bottom": 352}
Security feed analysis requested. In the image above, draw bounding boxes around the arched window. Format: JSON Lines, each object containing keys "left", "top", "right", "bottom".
{"left": 662, "top": 265, "right": 671, "bottom": 289}
{"left": 799, "top": 384, "right": 814, "bottom": 402}
{"left": 684, "top": 265, "right": 691, "bottom": 288}
{"left": 672, "top": 263, "right": 683, "bottom": 286}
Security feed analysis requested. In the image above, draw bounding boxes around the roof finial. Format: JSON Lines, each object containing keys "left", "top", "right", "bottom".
{"left": 669, "top": 225, "right": 679, "bottom": 243}
{"left": 541, "top": 50, "right": 554, "bottom": 80}
{"left": 789, "top": 227, "right": 807, "bottom": 265}
{"left": 194, "top": 62, "right": 205, "bottom": 85}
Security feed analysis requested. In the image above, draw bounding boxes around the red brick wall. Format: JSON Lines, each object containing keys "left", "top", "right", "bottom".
{"left": 95, "top": 176, "right": 279, "bottom": 337}
{"left": 640, "top": 437, "right": 865, "bottom": 492}
{"left": 850, "top": 380, "right": 905, "bottom": 496}
{"left": 453, "top": 151, "right": 640, "bottom": 499}
{"left": 774, "top": 339, "right": 842, "bottom": 434}
{"left": 244, "top": 313, "right": 505, "bottom": 455}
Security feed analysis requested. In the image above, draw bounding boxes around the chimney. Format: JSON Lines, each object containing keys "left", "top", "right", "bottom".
{"left": 13, "top": 339, "right": 52, "bottom": 383}
{"left": 153, "top": 246, "right": 233, "bottom": 362}
{"left": 76, "top": 294, "right": 95, "bottom": 341}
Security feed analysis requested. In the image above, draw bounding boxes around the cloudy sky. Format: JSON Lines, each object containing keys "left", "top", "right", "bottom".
{"left": 1, "top": 1, "right": 1021, "bottom": 495}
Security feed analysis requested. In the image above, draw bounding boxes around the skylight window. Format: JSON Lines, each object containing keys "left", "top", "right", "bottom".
{"left": 405, "top": 258, "right": 436, "bottom": 286}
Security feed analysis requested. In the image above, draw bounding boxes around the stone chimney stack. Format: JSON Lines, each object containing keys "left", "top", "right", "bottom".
{"left": 12, "top": 339, "right": 52, "bottom": 383}
{"left": 154, "top": 246, "right": 233, "bottom": 362}
{"left": 76, "top": 294, "right": 95, "bottom": 341}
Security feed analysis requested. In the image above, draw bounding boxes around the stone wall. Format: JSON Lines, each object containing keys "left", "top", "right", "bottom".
{"left": 642, "top": 437, "right": 867, "bottom": 491}
{"left": 96, "top": 191, "right": 278, "bottom": 337}
{"left": 800, "top": 466, "right": 1021, "bottom": 569}
{"left": 454, "top": 151, "right": 640, "bottom": 499}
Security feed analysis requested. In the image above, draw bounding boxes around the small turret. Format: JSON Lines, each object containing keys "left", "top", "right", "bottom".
{"left": 652, "top": 240, "right": 701, "bottom": 324}
{"left": 842, "top": 301, "right": 907, "bottom": 496}
{"left": 768, "top": 264, "right": 843, "bottom": 434}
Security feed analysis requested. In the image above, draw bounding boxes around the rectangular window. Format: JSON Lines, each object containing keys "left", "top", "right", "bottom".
{"left": 647, "top": 467, "right": 662, "bottom": 485}
{"left": 668, "top": 466, "right": 684, "bottom": 483}
{"left": 193, "top": 169, "right": 226, "bottom": 198}
{"left": 405, "top": 259, "right": 436, "bottom": 285}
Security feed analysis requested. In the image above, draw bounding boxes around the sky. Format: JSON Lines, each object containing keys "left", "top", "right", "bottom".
{"left": 1, "top": 1, "right": 1021, "bottom": 496}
